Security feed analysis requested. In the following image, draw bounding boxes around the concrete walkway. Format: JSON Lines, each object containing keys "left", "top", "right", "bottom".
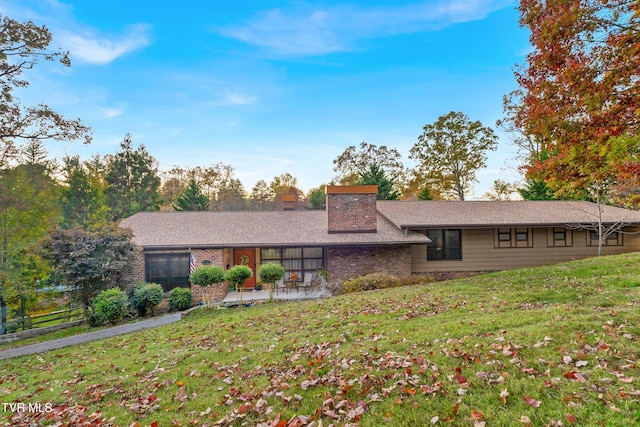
{"left": 0, "top": 313, "right": 182, "bottom": 361}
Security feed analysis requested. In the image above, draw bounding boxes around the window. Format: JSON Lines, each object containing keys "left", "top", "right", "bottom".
{"left": 261, "top": 247, "right": 324, "bottom": 280}
{"left": 588, "top": 231, "right": 622, "bottom": 246}
{"left": 145, "top": 253, "right": 190, "bottom": 291}
{"left": 495, "top": 228, "right": 533, "bottom": 248}
{"left": 547, "top": 227, "right": 572, "bottom": 247}
{"left": 426, "top": 229, "right": 462, "bottom": 260}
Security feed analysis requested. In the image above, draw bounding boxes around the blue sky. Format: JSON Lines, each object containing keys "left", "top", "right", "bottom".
{"left": 2, "top": 0, "right": 530, "bottom": 197}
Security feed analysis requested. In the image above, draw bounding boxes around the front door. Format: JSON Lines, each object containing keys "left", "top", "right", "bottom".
{"left": 233, "top": 248, "right": 256, "bottom": 289}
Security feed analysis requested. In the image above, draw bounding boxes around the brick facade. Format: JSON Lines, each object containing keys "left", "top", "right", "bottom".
{"left": 327, "top": 245, "right": 412, "bottom": 283}
{"left": 130, "top": 247, "right": 231, "bottom": 305}
{"left": 326, "top": 185, "right": 378, "bottom": 233}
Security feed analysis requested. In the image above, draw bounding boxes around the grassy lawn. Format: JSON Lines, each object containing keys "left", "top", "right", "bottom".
{"left": 2, "top": 253, "right": 640, "bottom": 426}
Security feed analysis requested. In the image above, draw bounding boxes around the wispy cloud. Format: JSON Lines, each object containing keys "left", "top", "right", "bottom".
{"left": 59, "top": 24, "right": 151, "bottom": 65}
{"left": 223, "top": 88, "right": 258, "bottom": 105}
{"left": 214, "top": 0, "right": 514, "bottom": 56}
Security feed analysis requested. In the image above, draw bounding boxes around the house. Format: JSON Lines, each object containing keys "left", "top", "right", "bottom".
{"left": 120, "top": 185, "right": 640, "bottom": 303}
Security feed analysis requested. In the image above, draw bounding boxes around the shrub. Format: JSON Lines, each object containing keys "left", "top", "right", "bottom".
{"left": 258, "top": 263, "right": 285, "bottom": 284}
{"left": 168, "top": 287, "right": 193, "bottom": 312}
{"left": 189, "top": 266, "right": 225, "bottom": 286}
{"left": 92, "top": 288, "right": 129, "bottom": 325}
{"left": 225, "top": 265, "right": 253, "bottom": 290}
{"left": 343, "top": 273, "right": 432, "bottom": 294}
{"left": 129, "top": 282, "right": 164, "bottom": 317}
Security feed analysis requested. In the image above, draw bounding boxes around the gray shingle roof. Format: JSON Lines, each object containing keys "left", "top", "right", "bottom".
{"left": 120, "top": 210, "right": 429, "bottom": 249}
{"left": 377, "top": 200, "right": 640, "bottom": 229}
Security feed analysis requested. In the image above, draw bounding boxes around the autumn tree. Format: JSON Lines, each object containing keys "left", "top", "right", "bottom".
{"left": 410, "top": 111, "right": 498, "bottom": 201}
{"left": 333, "top": 142, "right": 404, "bottom": 186}
{"left": 357, "top": 164, "right": 400, "bottom": 200}
{"left": 269, "top": 173, "right": 303, "bottom": 210}
{"left": 509, "top": 0, "right": 640, "bottom": 202}
{"left": 104, "top": 134, "right": 161, "bottom": 220}
{"left": 200, "top": 163, "right": 246, "bottom": 211}
{"left": 173, "top": 179, "right": 209, "bottom": 211}
{"left": 0, "top": 13, "right": 91, "bottom": 156}
{"left": 482, "top": 179, "right": 519, "bottom": 201}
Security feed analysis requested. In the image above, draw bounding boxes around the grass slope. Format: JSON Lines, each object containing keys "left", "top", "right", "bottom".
{"left": 2, "top": 253, "right": 640, "bottom": 426}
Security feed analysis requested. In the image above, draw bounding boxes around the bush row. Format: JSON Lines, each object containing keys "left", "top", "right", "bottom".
{"left": 90, "top": 283, "right": 193, "bottom": 326}
{"left": 343, "top": 273, "right": 432, "bottom": 294}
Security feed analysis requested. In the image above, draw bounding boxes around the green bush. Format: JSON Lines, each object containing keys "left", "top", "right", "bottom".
{"left": 258, "top": 263, "right": 285, "bottom": 284}
{"left": 167, "top": 287, "right": 192, "bottom": 312}
{"left": 92, "top": 288, "right": 129, "bottom": 325}
{"left": 225, "top": 265, "right": 253, "bottom": 290}
{"left": 343, "top": 273, "right": 431, "bottom": 294}
{"left": 129, "top": 282, "right": 164, "bottom": 317}
{"left": 189, "top": 266, "right": 225, "bottom": 286}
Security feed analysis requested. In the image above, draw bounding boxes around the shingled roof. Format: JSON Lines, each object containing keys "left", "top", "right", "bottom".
{"left": 377, "top": 200, "right": 640, "bottom": 229}
{"left": 120, "top": 210, "right": 429, "bottom": 249}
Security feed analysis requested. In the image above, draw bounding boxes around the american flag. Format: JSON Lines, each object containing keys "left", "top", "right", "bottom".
{"left": 189, "top": 252, "right": 196, "bottom": 274}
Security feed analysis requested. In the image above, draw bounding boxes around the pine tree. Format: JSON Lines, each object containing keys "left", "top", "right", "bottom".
{"left": 173, "top": 179, "right": 209, "bottom": 211}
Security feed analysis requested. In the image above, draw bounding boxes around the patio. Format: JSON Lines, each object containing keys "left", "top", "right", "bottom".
{"left": 220, "top": 283, "right": 330, "bottom": 306}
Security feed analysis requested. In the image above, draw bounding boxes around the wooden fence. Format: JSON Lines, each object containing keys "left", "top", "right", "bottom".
{"left": 1, "top": 307, "right": 84, "bottom": 335}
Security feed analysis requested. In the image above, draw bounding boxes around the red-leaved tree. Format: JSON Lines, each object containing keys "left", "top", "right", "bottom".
{"left": 507, "top": 0, "right": 639, "bottom": 204}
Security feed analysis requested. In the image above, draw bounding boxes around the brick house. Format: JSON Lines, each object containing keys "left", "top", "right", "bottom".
{"left": 120, "top": 185, "right": 640, "bottom": 303}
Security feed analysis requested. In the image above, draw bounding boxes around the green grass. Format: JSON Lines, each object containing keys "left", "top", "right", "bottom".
{"left": 2, "top": 253, "right": 640, "bottom": 426}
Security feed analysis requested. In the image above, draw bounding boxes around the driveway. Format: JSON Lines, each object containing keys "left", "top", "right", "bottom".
{"left": 0, "top": 313, "right": 182, "bottom": 360}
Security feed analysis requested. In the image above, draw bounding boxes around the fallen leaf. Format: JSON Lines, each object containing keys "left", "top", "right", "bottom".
{"left": 500, "top": 389, "right": 509, "bottom": 404}
{"left": 523, "top": 396, "right": 542, "bottom": 408}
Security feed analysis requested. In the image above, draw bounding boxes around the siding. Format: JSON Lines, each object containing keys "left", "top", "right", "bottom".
{"left": 411, "top": 227, "right": 640, "bottom": 273}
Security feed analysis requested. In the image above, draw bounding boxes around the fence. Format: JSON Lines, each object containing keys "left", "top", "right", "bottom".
{"left": 1, "top": 306, "right": 85, "bottom": 335}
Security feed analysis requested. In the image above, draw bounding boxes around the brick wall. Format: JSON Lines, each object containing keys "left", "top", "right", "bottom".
{"left": 131, "top": 247, "right": 231, "bottom": 305}
{"left": 327, "top": 245, "right": 412, "bottom": 283}
{"left": 326, "top": 185, "right": 378, "bottom": 233}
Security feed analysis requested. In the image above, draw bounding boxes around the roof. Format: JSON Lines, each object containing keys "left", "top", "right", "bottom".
{"left": 377, "top": 200, "right": 640, "bottom": 229}
{"left": 120, "top": 210, "right": 429, "bottom": 249}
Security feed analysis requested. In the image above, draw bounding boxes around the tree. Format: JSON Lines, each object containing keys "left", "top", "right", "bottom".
{"left": 509, "top": 0, "right": 640, "bottom": 201}
{"left": 259, "top": 263, "right": 285, "bottom": 302}
{"left": 200, "top": 163, "right": 246, "bottom": 211}
{"left": 357, "top": 164, "right": 400, "bottom": 200}
{"left": 41, "top": 226, "right": 138, "bottom": 315}
{"left": 417, "top": 185, "right": 435, "bottom": 201}
{"left": 518, "top": 178, "right": 556, "bottom": 201}
{"left": 410, "top": 111, "right": 498, "bottom": 201}
{"left": 173, "top": 179, "right": 209, "bottom": 211}
{"left": 249, "top": 179, "right": 274, "bottom": 210}
{"left": 566, "top": 181, "right": 636, "bottom": 256}
{"left": 104, "top": 134, "right": 161, "bottom": 220}
{"left": 482, "top": 179, "right": 518, "bottom": 201}
{"left": 307, "top": 184, "right": 327, "bottom": 210}
{"left": 189, "top": 266, "right": 225, "bottom": 306}
{"left": 60, "top": 155, "right": 109, "bottom": 230}
{"left": 333, "top": 141, "right": 404, "bottom": 186}
{"left": 269, "top": 173, "right": 303, "bottom": 210}
{"left": 0, "top": 13, "right": 91, "bottom": 152}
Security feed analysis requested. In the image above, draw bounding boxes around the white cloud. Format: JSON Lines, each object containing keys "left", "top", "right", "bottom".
{"left": 223, "top": 88, "right": 258, "bottom": 105}
{"left": 59, "top": 24, "right": 151, "bottom": 65}
{"left": 99, "top": 105, "right": 125, "bottom": 119}
{"left": 214, "top": 0, "right": 514, "bottom": 56}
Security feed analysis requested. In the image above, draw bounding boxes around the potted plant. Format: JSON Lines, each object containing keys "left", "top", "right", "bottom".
{"left": 189, "top": 266, "right": 225, "bottom": 306}
{"left": 317, "top": 268, "right": 330, "bottom": 285}
{"left": 259, "top": 263, "right": 285, "bottom": 302}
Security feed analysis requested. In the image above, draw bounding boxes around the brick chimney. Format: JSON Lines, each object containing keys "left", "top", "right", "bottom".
{"left": 326, "top": 185, "right": 378, "bottom": 233}
{"left": 282, "top": 194, "right": 296, "bottom": 210}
